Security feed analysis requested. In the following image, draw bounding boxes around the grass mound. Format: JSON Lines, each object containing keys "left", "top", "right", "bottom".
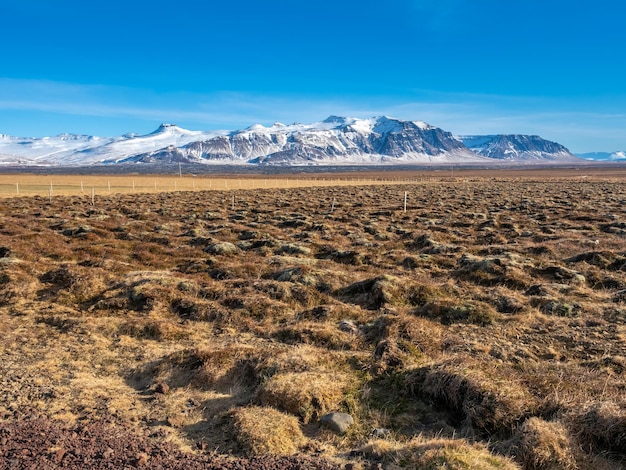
{"left": 516, "top": 417, "right": 577, "bottom": 470}
{"left": 231, "top": 406, "right": 307, "bottom": 456}
{"left": 257, "top": 371, "right": 353, "bottom": 423}
{"left": 405, "top": 358, "right": 537, "bottom": 435}
{"left": 360, "top": 437, "right": 520, "bottom": 469}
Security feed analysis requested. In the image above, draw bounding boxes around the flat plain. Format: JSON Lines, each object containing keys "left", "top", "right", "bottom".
{"left": 0, "top": 167, "right": 625, "bottom": 469}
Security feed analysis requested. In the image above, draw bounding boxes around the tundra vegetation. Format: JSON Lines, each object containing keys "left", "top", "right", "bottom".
{"left": 0, "top": 169, "right": 625, "bottom": 469}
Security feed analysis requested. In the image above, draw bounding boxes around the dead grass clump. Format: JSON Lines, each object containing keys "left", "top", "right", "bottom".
{"left": 416, "top": 299, "right": 499, "bottom": 326}
{"left": 118, "top": 319, "right": 187, "bottom": 341}
{"left": 231, "top": 406, "right": 306, "bottom": 456}
{"left": 317, "top": 246, "right": 365, "bottom": 266}
{"left": 387, "top": 315, "right": 445, "bottom": 358}
{"left": 142, "top": 345, "right": 268, "bottom": 392}
{"left": 335, "top": 275, "right": 421, "bottom": 310}
{"left": 405, "top": 358, "right": 537, "bottom": 435}
{"left": 240, "top": 294, "right": 295, "bottom": 322}
{"left": 192, "top": 344, "right": 261, "bottom": 390}
{"left": 0, "top": 269, "right": 40, "bottom": 305}
{"left": 38, "top": 264, "right": 108, "bottom": 306}
{"left": 360, "top": 437, "right": 520, "bottom": 470}
{"left": 455, "top": 253, "right": 532, "bottom": 289}
{"left": 257, "top": 371, "right": 352, "bottom": 423}
{"left": 405, "top": 283, "right": 449, "bottom": 307}
{"left": 169, "top": 297, "right": 231, "bottom": 322}
{"left": 514, "top": 417, "right": 578, "bottom": 470}
{"left": 372, "top": 338, "right": 426, "bottom": 373}
{"left": 574, "top": 401, "right": 626, "bottom": 454}
{"left": 90, "top": 271, "right": 196, "bottom": 313}
{"left": 35, "top": 314, "right": 79, "bottom": 333}
{"left": 408, "top": 233, "right": 463, "bottom": 255}
{"left": 565, "top": 250, "right": 625, "bottom": 270}
{"left": 272, "top": 323, "right": 360, "bottom": 350}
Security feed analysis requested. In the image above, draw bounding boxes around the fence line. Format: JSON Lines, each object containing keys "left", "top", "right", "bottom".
{"left": 0, "top": 176, "right": 442, "bottom": 198}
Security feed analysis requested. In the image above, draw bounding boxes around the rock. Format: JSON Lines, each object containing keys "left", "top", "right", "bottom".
{"left": 338, "top": 319, "right": 358, "bottom": 334}
{"left": 135, "top": 452, "right": 150, "bottom": 466}
{"left": 204, "top": 242, "right": 239, "bottom": 255}
{"left": 320, "top": 412, "right": 354, "bottom": 434}
{"left": 154, "top": 382, "right": 170, "bottom": 395}
{"left": 371, "top": 428, "right": 390, "bottom": 438}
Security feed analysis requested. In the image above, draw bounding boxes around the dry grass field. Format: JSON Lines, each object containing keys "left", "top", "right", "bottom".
{"left": 0, "top": 168, "right": 625, "bottom": 468}
{"left": 0, "top": 173, "right": 405, "bottom": 198}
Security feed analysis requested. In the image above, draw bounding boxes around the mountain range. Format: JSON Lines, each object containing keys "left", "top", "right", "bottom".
{"left": 576, "top": 151, "right": 626, "bottom": 162}
{"left": 0, "top": 116, "right": 597, "bottom": 166}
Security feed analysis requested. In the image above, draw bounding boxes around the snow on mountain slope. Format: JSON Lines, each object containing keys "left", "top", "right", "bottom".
{"left": 577, "top": 151, "right": 626, "bottom": 161}
{"left": 128, "top": 116, "right": 484, "bottom": 165}
{"left": 0, "top": 117, "right": 585, "bottom": 166}
{"left": 0, "top": 124, "right": 224, "bottom": 165}
{"left": 0, "top": 133, "right": 112, "bottom": 164}
{"left": 459, "top": 134, "right": 579, "bottom": 161}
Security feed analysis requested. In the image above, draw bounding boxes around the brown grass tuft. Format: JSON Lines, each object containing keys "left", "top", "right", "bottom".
{"left": 360, "top": 437, "right": 520, "bottom": 469}
{"left": 516, "top": 417, "right": 578, "bottom": 469}
{"left": 405, "top": 358, "right": 538, "bottom": 435}
{"left": 257, "top": 371, "right": 353, "bottom": 423}
{"left": 231, "top": 406, "right": 307, "bottom": 456}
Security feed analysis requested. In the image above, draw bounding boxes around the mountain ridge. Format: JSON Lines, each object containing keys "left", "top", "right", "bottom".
{"left": 0, "top": 116, "right": 583, "bottom": 166}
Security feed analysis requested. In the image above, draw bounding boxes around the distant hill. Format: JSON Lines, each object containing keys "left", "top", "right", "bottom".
{"left": 576, "top": 151, "right": 626, "bottom": 161}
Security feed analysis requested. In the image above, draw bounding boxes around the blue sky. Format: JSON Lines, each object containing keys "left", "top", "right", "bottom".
{"left": 1, "top": 0, "right": 625, "bottom": 153}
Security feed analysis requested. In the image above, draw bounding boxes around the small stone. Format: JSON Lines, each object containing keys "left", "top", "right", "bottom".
{"left": 53, "top": 448, "right": 66, "bottom": 463}
{"left": 135, "top": 452, "right": 149, "bottom": 466}
{"left": 371, "top": 428, "right": 390, "bottom": 438}
{"left": 154, "top": 382, "right": 169, "bottom": 394}
{"left": 320, "top": 412, "right": 354, "bottom": 434}
{"left": 339, "top": 320, "right": 358, "bottom": 334}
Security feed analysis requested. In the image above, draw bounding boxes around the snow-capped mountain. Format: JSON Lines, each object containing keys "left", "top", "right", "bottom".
{"left": 458, "top": 134, "right": 578, "bottom": 161}
{"left": 0, "top": 124, "right": 223, "bottom": 166}
{"left": 125, "top": 116, "right": 482, "bottom": 165}
{"left": 0, "top": 117, "right": 583, "bottom": 166}
{"left": 576, "top": 151, "right": 626, "bottom": 161}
